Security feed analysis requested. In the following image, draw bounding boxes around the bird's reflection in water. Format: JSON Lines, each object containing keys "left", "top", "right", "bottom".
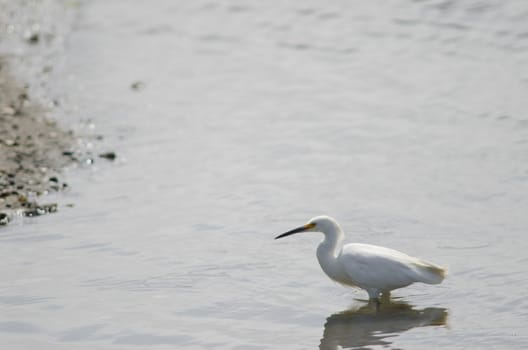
{"left": 319, "top": 299, "right": 447, "bottom": 350}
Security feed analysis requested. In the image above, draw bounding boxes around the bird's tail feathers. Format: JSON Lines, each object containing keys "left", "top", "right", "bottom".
{"left": 413, "top": 260, "right": 447, "bottom": 285}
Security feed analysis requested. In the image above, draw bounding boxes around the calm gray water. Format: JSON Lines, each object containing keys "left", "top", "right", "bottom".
{"left": 2, "top": 0, "right": 528, "bottom": 349}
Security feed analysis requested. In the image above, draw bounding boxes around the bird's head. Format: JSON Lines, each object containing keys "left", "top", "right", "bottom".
{"left": 275, "top": 215, "right": 340, "bottom": 239}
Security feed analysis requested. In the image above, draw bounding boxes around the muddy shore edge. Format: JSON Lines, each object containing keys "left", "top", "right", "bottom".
{"left": 0, "top": 64, "right": 75, "bottom": 224}
{"left": 0, "top": 0, "right": 83, "bottom": 225}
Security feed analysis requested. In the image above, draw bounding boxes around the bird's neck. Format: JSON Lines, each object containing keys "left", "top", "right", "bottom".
{"left": 318, "top": 228, "right": 344, "bottom": 257}
{"left": 316, "top": 227, "right": 346, "bottom": 282}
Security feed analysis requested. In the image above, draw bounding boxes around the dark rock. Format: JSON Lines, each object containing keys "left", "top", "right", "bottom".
{"left": 19, "top": 92, "right": 29, "bottom": 101}
{"left": 130, "top": 81, "right": 145, "bottom": 91}
{"left": 23, "top": 203, "right": 58, "bottom": 217}
{"left": 27, "top": 33, "right": 40, "bottom": 44}
{"left": 99, "top": 152, "right": 116, "bottom": 161}
{"left": 0, "top": 213, "right": 9, "bottom": 225}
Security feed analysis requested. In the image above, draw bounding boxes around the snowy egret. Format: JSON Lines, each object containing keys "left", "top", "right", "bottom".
{"left": 275, "top": 216, "right": 446, "bottom": 301}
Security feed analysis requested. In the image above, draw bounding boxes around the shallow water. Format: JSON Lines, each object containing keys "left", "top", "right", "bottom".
{"left": 2, "top": 0, "right": 528, "bottom": 348}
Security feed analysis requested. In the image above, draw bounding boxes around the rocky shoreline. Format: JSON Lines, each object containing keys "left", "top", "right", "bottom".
{"left": 0, "top": 0, "right": 86, "bottom": 225}
{"left": 0, "top": 65, "right": 75, "bottom": 224}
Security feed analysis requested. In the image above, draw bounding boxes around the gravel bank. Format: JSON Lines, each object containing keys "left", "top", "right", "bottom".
{"left": 0, "top": 0, "right": 77, "bottom": 224}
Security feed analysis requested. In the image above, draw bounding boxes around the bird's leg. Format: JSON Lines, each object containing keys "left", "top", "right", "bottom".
{"left": 380, "top": 291, "right": 391, "bottom": 303}
{"left": 366, "top": 289, "right": 381, "bottom": 310}
{"left": 367, "top": 289, "right": 380, "bottom": 301}
{"left": 364, "top": 297, "right": 381, "bottom": 311}
{"left": 366, "top": 290, "right": 390, "bottom": 311}
{"left": 374, "top": 298, "right": 381, "bottom": 312}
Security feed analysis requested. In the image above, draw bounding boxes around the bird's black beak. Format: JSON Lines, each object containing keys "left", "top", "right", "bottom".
{"left": 275, "top": 223, "right": 316, "bottom": 239}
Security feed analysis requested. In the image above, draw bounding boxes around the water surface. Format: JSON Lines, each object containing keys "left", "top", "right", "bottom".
{"left": 2, "top": 0, "right": 528, "bottom": 348}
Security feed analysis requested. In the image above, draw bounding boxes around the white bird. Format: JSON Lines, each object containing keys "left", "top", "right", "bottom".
{"left": 275, "top": 215, "right": 446, "bottom": 301}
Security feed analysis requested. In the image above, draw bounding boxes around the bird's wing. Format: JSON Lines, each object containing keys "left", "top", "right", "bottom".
{"left": 339, "top": 243, "right": 427, "bottom": 290}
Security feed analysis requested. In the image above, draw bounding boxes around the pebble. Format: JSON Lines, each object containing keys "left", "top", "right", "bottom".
{"left": 0, "top": 213, "right": 9, "bottom": 225}
{"left": 2, "top": 106, "right": 16, "bottom": 115}
{"left": 130, "top": 81, "right": 145, "bottom": 91}
{"left": 23, "top": 203, "right": 58, "bottom": 217}
{"left": 99, "top": 152, "right": 117, "bottom": 161}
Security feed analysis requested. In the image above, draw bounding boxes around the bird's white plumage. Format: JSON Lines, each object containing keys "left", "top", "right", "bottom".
{"left": 339, "top": 243, "right": 443, "bottom": 295}
{"left": 276, "top": 215, "right": 446, "bottom": 300}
